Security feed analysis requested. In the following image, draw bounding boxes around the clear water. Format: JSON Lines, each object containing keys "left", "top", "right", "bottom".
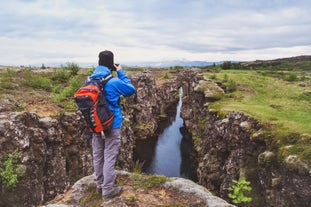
{"left": 146, "top": 91, "right": 183, "bottom": 177}
{"left": 134, "top": 89, "right": 197, "bottom": 181}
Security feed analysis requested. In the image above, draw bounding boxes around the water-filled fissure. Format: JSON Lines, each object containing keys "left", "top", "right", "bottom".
{"left": 134, "top": 88, "right": 198, "bottom": 181}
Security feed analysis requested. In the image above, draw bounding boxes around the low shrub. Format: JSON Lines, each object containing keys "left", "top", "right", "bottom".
{"left": 228, "top": 177, "right": 252, "bottom": 205}
{"left": 0, "top": 68, "right": 17, "bottom": 90}
{"left": 226, "top": 79, "right": 237, "bottom": 92}
{"left": 209, "top": 74, "right": 217, "bottom": 79}
{"left": 22, "top": 69, "right": 52, "bottom": 91}
{"left": 285, "top": 72, "right": 298, "bottom": 82}
{"left": 53, "top": 76, "right": 82, "bottom": 103}
{"left": 0, "top": 76, "right": 14, "bottom": 90}
{"left": 62, "top": 62, "right": 80, "bottom": 76}
{"left": 162, "top": 72, "right": 170, "bottom": 80}
{"left": 0, "top": 151, "right": 22, "bottom": 189}
{"left": 51, "top": 69, "right": 71, "bottom": 83}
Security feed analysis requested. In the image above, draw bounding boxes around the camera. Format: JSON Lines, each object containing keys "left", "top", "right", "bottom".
{"left": 112, "top": 63, "right": 119, "bottom": 71}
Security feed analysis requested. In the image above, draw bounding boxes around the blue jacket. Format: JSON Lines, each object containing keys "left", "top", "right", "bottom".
{"left": 90, "top": 65, "right": 136, "bottom": 129}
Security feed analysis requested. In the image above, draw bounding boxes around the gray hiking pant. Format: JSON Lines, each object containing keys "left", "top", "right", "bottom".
{"left": 92, "top": 129, "right": 121, "bottom": 196}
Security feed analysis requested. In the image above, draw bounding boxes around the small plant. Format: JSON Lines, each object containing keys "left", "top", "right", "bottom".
{"left": 80, "top": 185, "right": 102, "bottom": 206}
{"left": 0, "top": 151, "right": 22, "bottom": 189}
{"left": 209, "top": 74, "right": 217, "bottom": 80}
{"left": 162, "top": 72, "right": 170, "bottom": 80}
{"left": 119, "top": 96, "right": 127, "bottom": 105}
{"left": 13, "top": 103, "right": 27, "bottom": 111}
{"left": 129, "top": 160, "right": 145, "bottom": 173}
{"left": 192, "top": 133, "right": 202, "bottom": 152}
{"left": 125, "top": 196, "right": 137, "bottom": 202}
{"left": 63, "top": 62, "right": 80, "bottom": 76}
{"left": 222, "top": 74, "right": 228, "bottom": 82}
{"left": 52, "top": 84, "right": 63, "bottom": 94}
{"left": 131, "top": 173, "right": 168, "bottom": 190}
{"left": 64, "top": 100, "right": 77, "bottom": 111}
{"left": 228, "top": 177, "right": 252, "bottom": 205}
{"left": 226, "top": 79, "right": 237, "bottom": 93}
{"left": 285, "top": 72, "right": 298, "bottom": 82}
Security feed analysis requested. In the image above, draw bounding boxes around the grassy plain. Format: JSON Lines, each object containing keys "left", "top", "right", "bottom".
{"left": 205, "top": 68, "right": 311, "bottom": 164}
{"left": 208, "top": 70, "right": 311, "bottom": 133}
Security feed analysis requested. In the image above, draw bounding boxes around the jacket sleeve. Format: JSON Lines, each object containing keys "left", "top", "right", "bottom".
{"left": 115, "top": 69, "right": 136, "bottom": 97}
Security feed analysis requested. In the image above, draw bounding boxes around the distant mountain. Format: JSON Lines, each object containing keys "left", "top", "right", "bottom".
{"left": 267, "top": 55, "right": 311, "bottom": 62}
{"left": 240, "top": 55, "right": 311, "bottom": 67}
{"left": 128, "top": 60, "right": 224, "bottom": 68}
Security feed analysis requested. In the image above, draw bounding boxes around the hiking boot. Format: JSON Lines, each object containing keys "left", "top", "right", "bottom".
{"left": 103, "top": 186, "right": 123, "bottom": 199}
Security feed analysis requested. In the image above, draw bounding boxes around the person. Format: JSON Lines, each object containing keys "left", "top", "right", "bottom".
{"left": 89, "top": 50, "right": 135, "bottom": 199}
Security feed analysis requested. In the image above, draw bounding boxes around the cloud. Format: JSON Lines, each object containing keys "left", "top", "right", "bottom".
{"left": 0, "top": 0, "right": 310, "bottom": 66}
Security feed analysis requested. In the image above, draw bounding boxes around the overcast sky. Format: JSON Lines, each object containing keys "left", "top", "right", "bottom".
{"left": 0, "top": 0, "right": 310, "bottom": 67}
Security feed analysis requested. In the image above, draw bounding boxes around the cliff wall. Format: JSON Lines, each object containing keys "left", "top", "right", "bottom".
{"left": 0, "top": 112, "right": 93, "bottom": 206}
{"left": 179, "top": 71, "right": 311, "bottom": 207}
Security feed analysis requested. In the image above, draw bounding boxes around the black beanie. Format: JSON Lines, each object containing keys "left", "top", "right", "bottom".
{"left": 98, "top": 50, "right": 114, "bottom": 70}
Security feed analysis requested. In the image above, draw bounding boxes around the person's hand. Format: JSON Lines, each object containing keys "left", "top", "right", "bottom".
{"left": 114, "top": 64, "right": 122, "bottom": 71}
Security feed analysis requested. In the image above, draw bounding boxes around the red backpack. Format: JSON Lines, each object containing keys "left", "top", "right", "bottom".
{"left": 74, "top": 75, "right": 114, "bottom": 136}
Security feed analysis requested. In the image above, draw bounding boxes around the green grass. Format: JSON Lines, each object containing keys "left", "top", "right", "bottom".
{"left": 206, "top": 70, "right": 311, "bottom": 165}
{"left": 131, "top": 173, "right": 169, "bottom": 190}
{"left": 208, "top": 70, "right": 311, "bottom": 134}
{"left": 80, "top": 185, "right": 102, "bottom": 207}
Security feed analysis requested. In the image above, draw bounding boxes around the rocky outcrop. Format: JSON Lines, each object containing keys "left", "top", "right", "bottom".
{"left": 196, "top": 112, "right": 265, "bottom": 201}
{"left": 178, "top": 71, "right": 311, "bottom": 207}
{"left": 128, "top": 71, "right": 179, "bottom": 140}
{"left": 42, "top": 171, "right": 235, "bottom": 207}
{"left": 0, "top": 112, "right": 93, "bottom": 206}
{"left": 194, "top": 110, "right": 311, "bottom": 207}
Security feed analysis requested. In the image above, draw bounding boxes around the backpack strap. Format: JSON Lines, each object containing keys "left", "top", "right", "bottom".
{"left": 85, "top": 75, "right": 113, "bottom": 88}
{"left": 101, "top": 75, "right": 116, "bottom": 109}
{"left": 101, "top": 74, "right": 113, "bottom": 85}
{"left": 102, "top": 74, "right": 113, "bottom": 81}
